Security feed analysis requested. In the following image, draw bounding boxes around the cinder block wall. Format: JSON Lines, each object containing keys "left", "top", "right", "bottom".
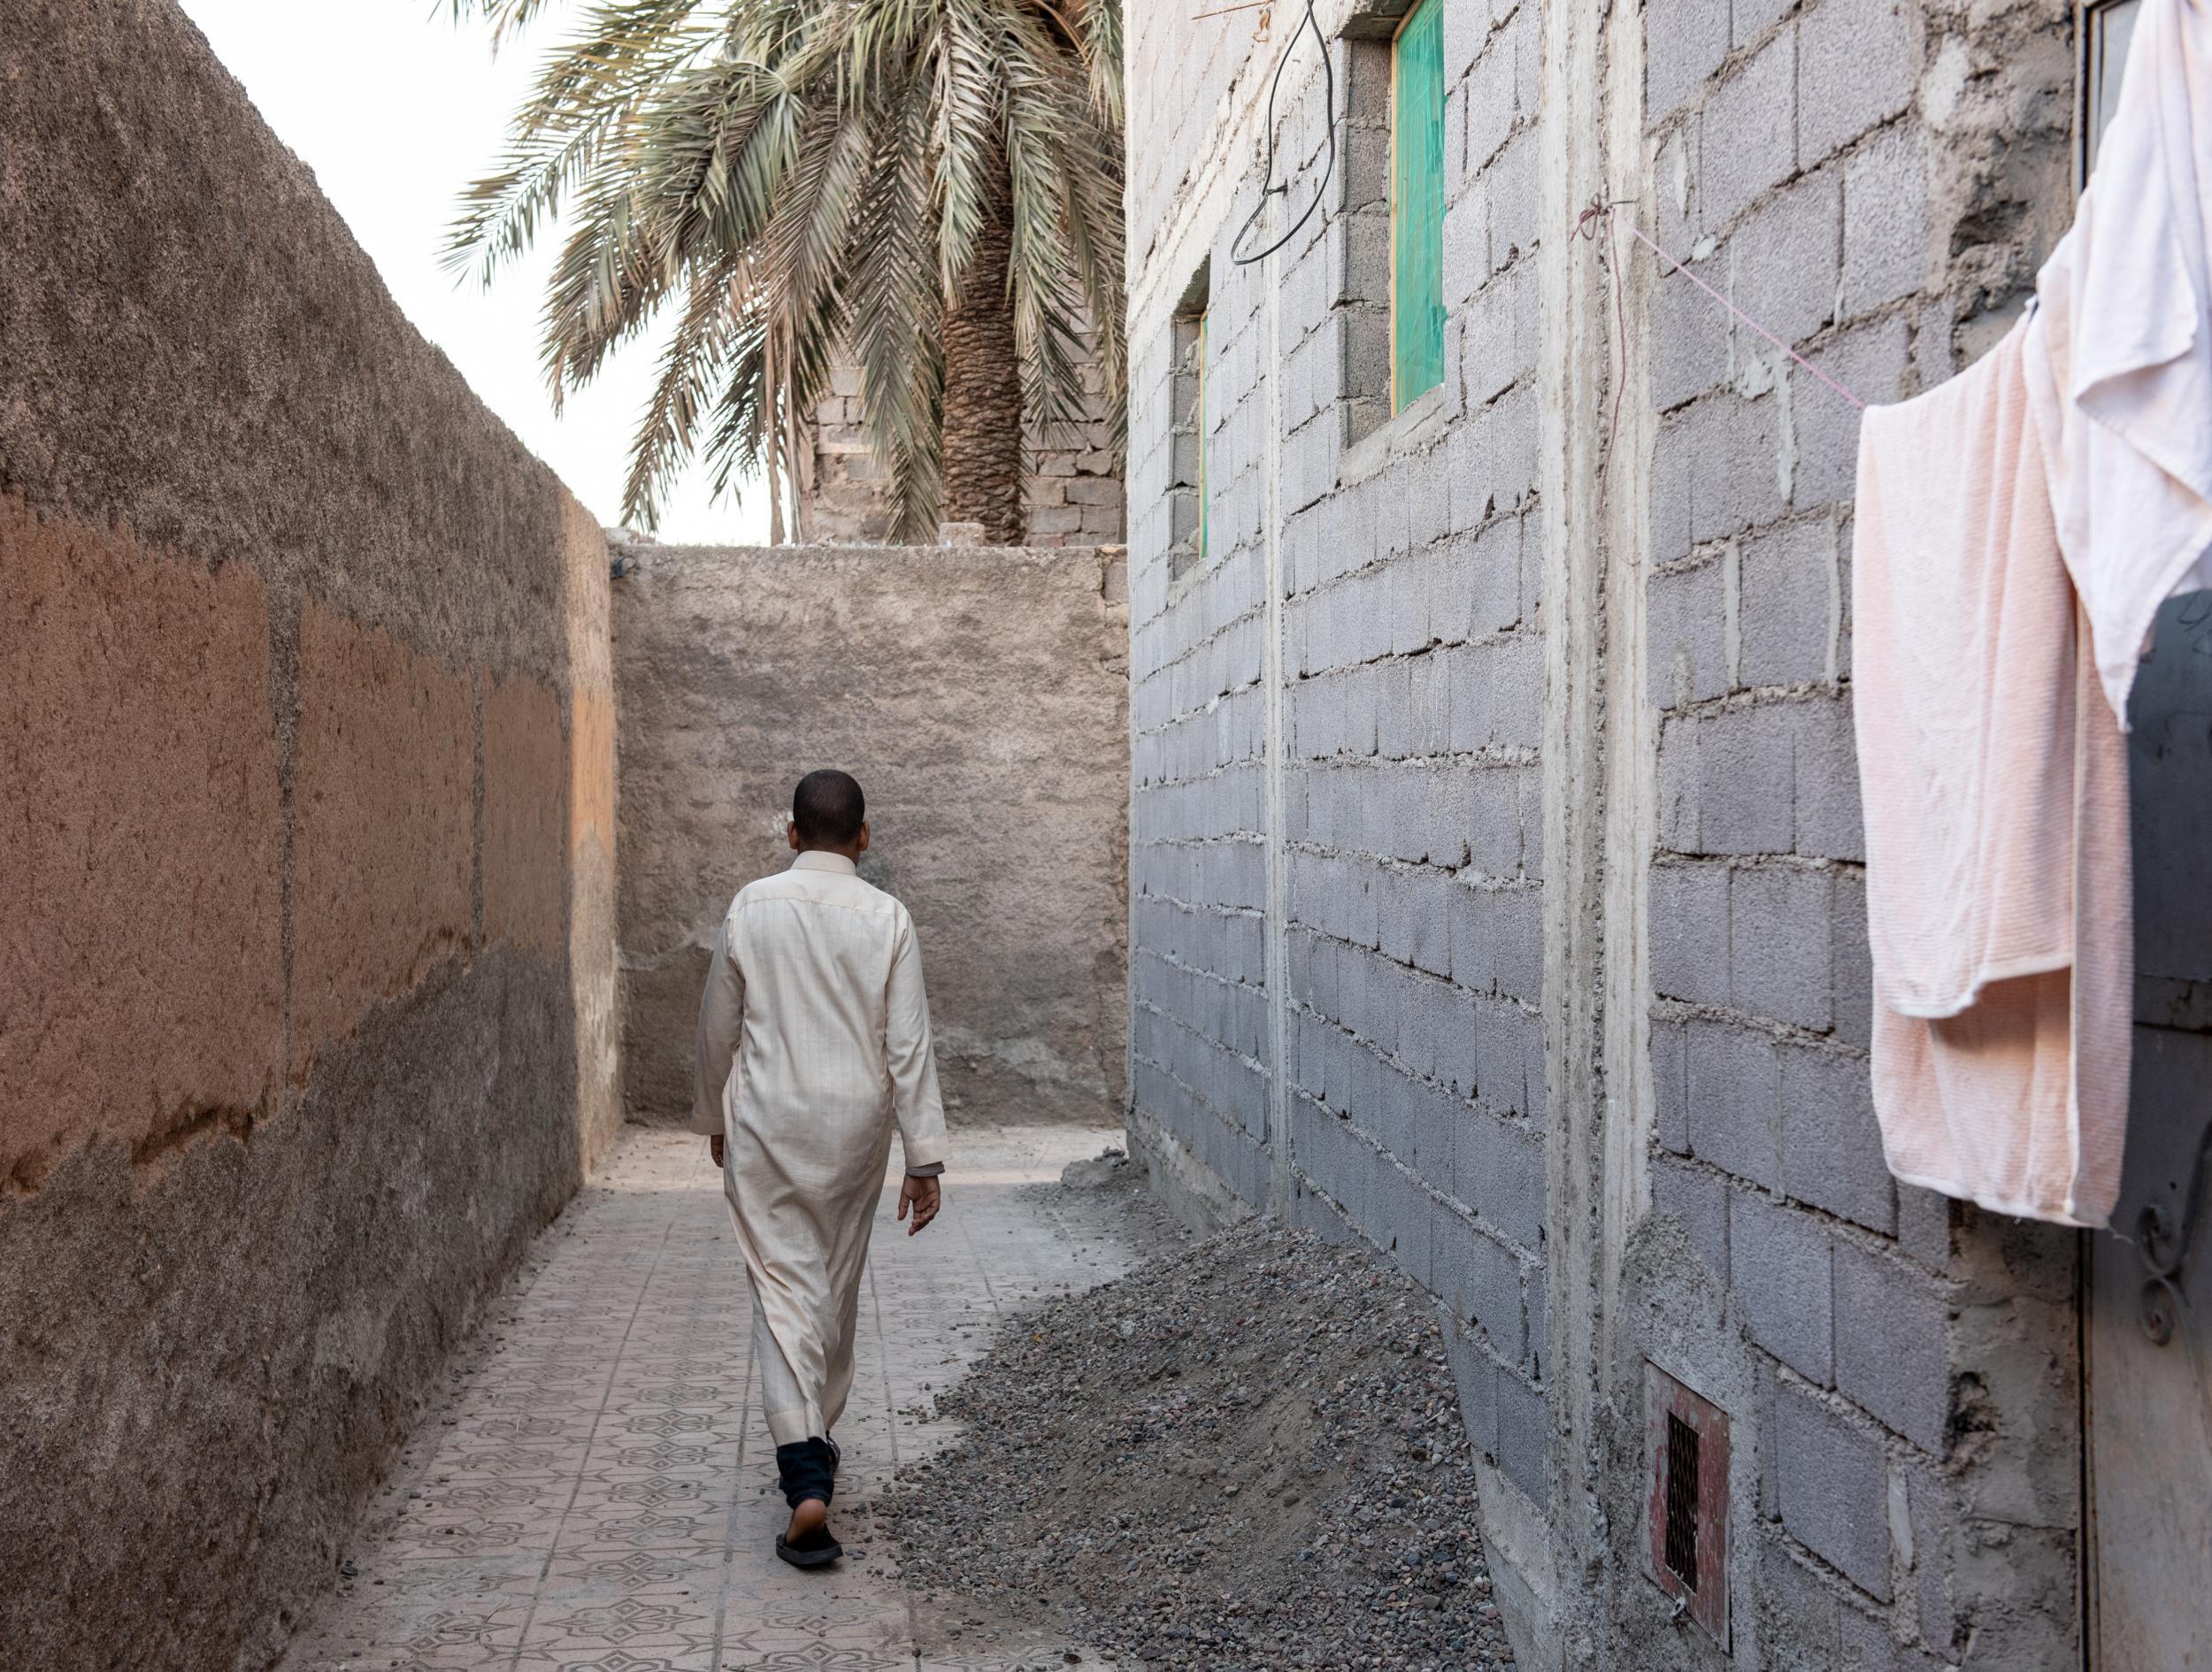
{"left": 1125, "top": 0, "right": 2087, "bottom": 1666}
{"left": 803, "top": 351, "right": 1127, "bottom": 547}
{"left": 0, "top": 4, "right": 619, "bottom": 1668}
{"left": 612, "top": 542, "right": 1130, "bottom": 1130}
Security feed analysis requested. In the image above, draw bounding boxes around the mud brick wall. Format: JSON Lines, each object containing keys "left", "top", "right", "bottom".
{"left": 0, "top": 4, "right": 619, "bottom": 1668}
{"left": 611, "top": 542, "right": 1129, "bottom": 1131}
{"left": 1125, "top": 0, "right": 2092, "bottom": 1667}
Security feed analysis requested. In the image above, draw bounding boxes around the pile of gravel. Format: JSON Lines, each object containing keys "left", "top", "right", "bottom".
{"left": 875, "top": 1221, "right": 1517, "bottom": 1671}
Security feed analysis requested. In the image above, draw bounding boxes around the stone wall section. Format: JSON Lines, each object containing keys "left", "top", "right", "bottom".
{"left": 611, "top": 541, "right": 1129, "bottom": 1133}
{"left": 801, "top": 350, "right": 1125, "bottom": 546}
{"left": 1125, "top": 0, "right": 2087, "bottom": 1667}
{"left": 0, "top": 4, "right": 619, "bottom": 1668}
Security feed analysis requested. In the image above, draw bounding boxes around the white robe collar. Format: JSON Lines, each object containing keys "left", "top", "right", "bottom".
{"left": 789, "top": 850, "right": 859, "bottom": 877}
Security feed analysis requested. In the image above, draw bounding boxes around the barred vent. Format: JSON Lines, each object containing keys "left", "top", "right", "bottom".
{"left": 1664, "top": 1411, "right": 1701, "bottom": 1590}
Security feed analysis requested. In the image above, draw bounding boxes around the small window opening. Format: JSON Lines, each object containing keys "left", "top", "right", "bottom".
{"left": 2079, "top": 0, "right": 2141, "bottom": 186}
{"left": 1169, "top": 260, "right": 1211, "bottom": 582}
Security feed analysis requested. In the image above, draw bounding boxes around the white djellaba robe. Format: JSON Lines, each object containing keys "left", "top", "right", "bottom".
{"left": 691, "top": 850, "right": 949, "bottom": 1446}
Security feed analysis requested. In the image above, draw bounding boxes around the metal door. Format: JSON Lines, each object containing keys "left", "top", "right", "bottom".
{"left": 2086, "top": 590, "right": 2212, "bottom": 1669}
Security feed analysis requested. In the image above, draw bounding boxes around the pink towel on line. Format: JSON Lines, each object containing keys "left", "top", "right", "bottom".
{"left": 1851, "top": 322, "right": 2132, "bottom": 1228}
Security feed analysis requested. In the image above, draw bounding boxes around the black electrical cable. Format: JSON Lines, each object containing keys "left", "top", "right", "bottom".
{"left": 1228, "top": 0, "right": 1335, "bottom": 266}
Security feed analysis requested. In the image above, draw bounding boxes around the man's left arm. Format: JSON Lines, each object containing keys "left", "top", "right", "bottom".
{"left": 884, "top": 909, "right": 949, "bottom": 1185}
{"left": 693, "top": 914, "right": 745, "bottom": 1162}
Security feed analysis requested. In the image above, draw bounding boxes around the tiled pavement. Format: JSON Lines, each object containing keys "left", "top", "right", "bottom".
{"left": 280, "top": 1126, "right": 1147, "bottom": 1672}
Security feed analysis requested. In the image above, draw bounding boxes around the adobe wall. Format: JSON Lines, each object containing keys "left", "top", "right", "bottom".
{"left": 0, "top": 4, "right": 618, "bottom": 1668}
{"left": 1124, "top": 0, "right": 2100, "bottom": 1667}
{"left": 612, "top": 541, "right": 1130, "bottom": 1131}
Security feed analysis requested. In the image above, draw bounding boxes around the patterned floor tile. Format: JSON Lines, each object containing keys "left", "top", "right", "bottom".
{"left": 277, "top": 1127, "right": 1136, "bottom": 1672}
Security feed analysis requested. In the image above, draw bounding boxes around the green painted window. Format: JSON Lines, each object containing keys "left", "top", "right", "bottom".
{"left": 1392, "top": 0, "right": 1446, "bottom": 411}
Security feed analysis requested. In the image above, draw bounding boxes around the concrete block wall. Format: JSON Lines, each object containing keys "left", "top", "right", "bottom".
{"left": 613, "top": 542, "right": 1130, "bottom": 1132}
{"left": 1632, "top": 2, "right": 2082, "bottom": 1668}
{"left": 1126, "top": 0, "right": 2088, "bottom": 1667}
{"left": 1129, "top": 196, "right": 1277, "bottom": 1209}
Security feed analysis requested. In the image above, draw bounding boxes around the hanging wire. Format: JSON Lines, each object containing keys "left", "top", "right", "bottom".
{"left": 1229, "top": 0, "right": 1335, "bottom": 266}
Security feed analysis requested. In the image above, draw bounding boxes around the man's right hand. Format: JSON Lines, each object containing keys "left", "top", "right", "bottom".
{"left": 708, "top": 1133, "right": 725, "bottom": 1169}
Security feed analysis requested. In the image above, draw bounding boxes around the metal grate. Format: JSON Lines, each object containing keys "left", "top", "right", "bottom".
{"left": 1647, "top": 1361, "right": 1729, "bottom": 1645}
{"left": 1663, "top": 1411, "right": 1701, "bottom": 1590}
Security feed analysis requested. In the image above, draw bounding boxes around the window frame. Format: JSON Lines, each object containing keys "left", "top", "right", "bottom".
{"left": 1389, "top": 0, "right": 1447, "bottom": 414}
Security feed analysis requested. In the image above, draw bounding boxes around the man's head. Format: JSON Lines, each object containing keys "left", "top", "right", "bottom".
{"left": 788, "top": 769, "right": 869, "bottom": 857}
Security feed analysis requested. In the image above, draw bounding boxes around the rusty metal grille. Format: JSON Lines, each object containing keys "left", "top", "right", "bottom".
{"left": 1664, "top": 1411, "right": 1701, "bottom": 1590}
{"left": 1647, "top": 1361, "right": 1730, "bottom": 1646}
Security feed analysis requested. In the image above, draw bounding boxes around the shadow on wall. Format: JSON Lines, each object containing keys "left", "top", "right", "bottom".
{"left": 612, "top": 540, "right": 1131, "bottom": 1130}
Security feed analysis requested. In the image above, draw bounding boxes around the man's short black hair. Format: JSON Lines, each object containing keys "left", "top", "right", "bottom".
{"left": 792, "top": 769, "right": 866, "bottom": 847}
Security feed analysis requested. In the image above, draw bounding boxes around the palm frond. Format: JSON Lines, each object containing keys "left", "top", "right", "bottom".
{"left": 447, "top": 0, "right": 1129, "bottom": 538}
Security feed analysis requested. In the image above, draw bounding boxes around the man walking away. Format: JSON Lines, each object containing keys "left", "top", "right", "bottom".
{"left": 693, "top": 769, "right": 948, "bottom": 1567}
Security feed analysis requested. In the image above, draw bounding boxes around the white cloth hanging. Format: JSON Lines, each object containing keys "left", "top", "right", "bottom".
{"left": 1853, "top": 324, "right": 2133, "bottom": 1227}
{"left": 2025, "top": 0, "right": 2212, "bottom": 725}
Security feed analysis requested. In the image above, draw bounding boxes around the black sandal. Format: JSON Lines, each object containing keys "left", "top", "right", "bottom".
{"left": 776, "top": 1500, "right": 842, "bottom": 1569}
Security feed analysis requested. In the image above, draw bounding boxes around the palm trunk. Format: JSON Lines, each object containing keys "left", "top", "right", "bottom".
{"left": 940, "top": 150, "right": 1024, "bottom": 544}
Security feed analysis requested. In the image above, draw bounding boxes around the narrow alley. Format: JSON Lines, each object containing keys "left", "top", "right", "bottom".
{"left": 278, "top": 1128, "right": 1141, "bottom": 1672}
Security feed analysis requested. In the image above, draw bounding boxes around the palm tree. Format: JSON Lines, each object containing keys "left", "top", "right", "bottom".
{"left": 446, "top": 0, "right": 1125, "bottom": 545}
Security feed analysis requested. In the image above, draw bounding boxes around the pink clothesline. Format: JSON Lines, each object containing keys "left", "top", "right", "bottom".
{"left": 1575, "top": 198, "right": 1870, "bottom": 410}
{"left": 1573, "top": 197, "right": 1870, "bottom": 529}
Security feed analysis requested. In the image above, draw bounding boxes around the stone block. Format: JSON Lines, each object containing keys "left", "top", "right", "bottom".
{"left": 1731, "top": 168, "right": 1845, "bottom": 355}
{"left": 1432, "top": 1199, "right": 1526, "bottom": 1360}
{"left": 1654, "top": 240, "right": 1735, "bottom": 410}
{"left": 1495, "top": 1369, "right": 1549, "bottom": 1505}
{"left": 1833, "top": 1242, "right": 1949, "bottom": 1451}
{"left": 1456, "top": 1108, "right": 1546, "bottom": 1250}
{"left": 1687, "top": 390, "right": 1792, "bottom": 545}
{"left": 1801, "top": 0, "right": 1915, "bottom": 165}
{"left": 1486, "top": 129, "right": 1541, "bottom": 272}
{"left": 1730, "top": 864, "right": 1834, "bottom": 1031}
{"left": 1666, "top": 703, "right": 1799, "bottom": 856}
{"left": 1779, "top": 1042, "right": 1893, "bottom": 1233}
{"left": 1463, "top": 23, "right": 1517, "bottom": 171}
{"left": 1794, "top": 315, "right": 1914, "bottom": 509}
{"left": 1832, "top": 871, "right": 1872, "bottom": 1047}
{"left": 1648, "top": 558, "right": 1729, "bottom": 709}
{"left": 1445, "top": 1316, "right": 1502, "bottom": 1460}
{"left": 1792, "top": 694, "right": 1866, "bottom": 862}
{"left": 1654, "top": 1017, "right": 1692, "bottom": 1154}
{"left": 1774, "top": 1381, "right": 1893, "bottom": 1600}
{"left": 1840, "top": 123, "right": 1928, "bottom": 318}
{"left": 1701, "top": 26, "right": 1798, "bottom": 229}
{"left": 1653, "top": 1154, "right": 1730, "bottom": 1278}
{"left": 1687, "top": 1019, "right": 1781, "bottom": 1186}
{"left": 1461, "top": 280, "right": 1521, "bottom": 407}
{"left": 1740, "top": 516, "right": 1839, "bottom": 688}
{"left": 1651, "top": 859, "right": 1732, "bottom": 1005}
{"left": 1646, "top": 0, "right": 1730, "bottom": 123}
{"left": 1731, "top": 1189, "right": 1835, "bottom": 1383}
{"left": 1448, "top": 635, "right": 1544, "bottom": 753}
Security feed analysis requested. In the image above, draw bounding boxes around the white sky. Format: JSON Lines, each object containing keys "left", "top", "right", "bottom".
{"left": 177, "top": 0, "right": 767, "bottom": 543}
